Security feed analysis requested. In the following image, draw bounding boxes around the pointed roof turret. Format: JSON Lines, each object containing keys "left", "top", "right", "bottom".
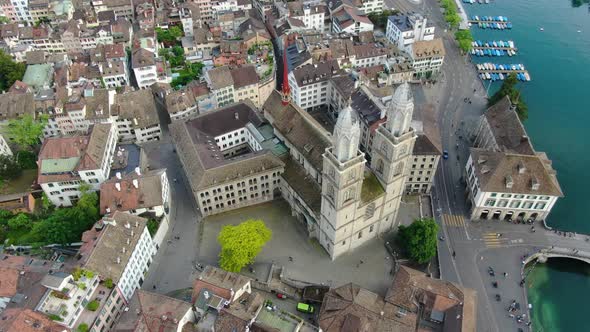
{"left": 386, "top": 82, "right": 414, "bottom": 137}
{"left": 333, "top": 105, "right": 360, "bottom": 163}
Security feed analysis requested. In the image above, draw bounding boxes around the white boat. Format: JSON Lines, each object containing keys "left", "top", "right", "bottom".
{"left": 485, "top": 72, "right": 491, "bottom": 79}
{"left": 524, "top": 72, "right": 531, "bottom": 81}
{"left": 492, "top": 42, "right": 497, "bottom": 47}
{"left": 540, "top": 27, "right": 544, "bottom": 31}
{"left": 511, "top": 65, "right": 516, "bottom": 70}
{"left": 499, "top": 73, "right": 504, "bottom": 80}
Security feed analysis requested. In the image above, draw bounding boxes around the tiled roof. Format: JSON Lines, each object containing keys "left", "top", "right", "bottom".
{"left": 263, "top": 91, "right": 331, "bottom": 171}
{"left": 100, "top": 169, "right": 167, "bottom": 214}
{"left": 482, "top": 96, "right": 535, "bottom": 155}
{"left": 170, "top": 102, "right": 284, "bottom": 191}
{"left": 115, "top": 89, "right": 160, "bottom": 128}
{"left": 0, "top": 267, "right": 19, "bottom": 297}
{"left": 281, "top": 156, "right": 322, "bottom": 215}
{"left": 291, "top": 60, "right": 342, "bottom": 87}
{"left": 132, "top": 48, "right": 155, "bottom": 68}
{"left": 192, "top": 266, "right": 251, "bottom": 303}
{"left": 0, "top": 92, "right": 35, "bottom": 121}
{"left": 469, "top": 148, "right": 563, "bottom": 197}
{"left": 413, "top": 134, "right": 441, "bottom": 155}
{"left": 412, "top": 39, "right": 445, "bottom": 59}
{"left": 114, "top": 290, "right": 191, "bottom": 332}
{"left": 230, "top": 65, "right": 259, "bottom": 89}
{"left": 82, "top": 212, "right": 148, "bottom": 282}
{"left": 37, "top": 123, "right": 113, "bottom": 183}
{"left": 166, "top": 88, "right": 197, "bottom": 115}
{"left": 319, "top": 283, "right": 415, "bottom": 332}
{"left": 0, "top": 308, "right": 69, "bottom": 332}
{"left": 207, "top": 66, "right": 234, "bottom": 90}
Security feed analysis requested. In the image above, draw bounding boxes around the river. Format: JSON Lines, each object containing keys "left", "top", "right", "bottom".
{"left": 464, "top": 0, "right": 590, "bottom": 330}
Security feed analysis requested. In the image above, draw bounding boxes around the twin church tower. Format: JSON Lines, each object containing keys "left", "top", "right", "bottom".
{"left": 318, "top": 83, "right": 417, "bottom": 259}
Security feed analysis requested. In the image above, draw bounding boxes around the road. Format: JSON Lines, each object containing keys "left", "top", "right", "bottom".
{"left": 390, "top": 0, "right": 590, "bottom": 331}
{"left": 141, "top": 97, "right": 203, "bottom": 295}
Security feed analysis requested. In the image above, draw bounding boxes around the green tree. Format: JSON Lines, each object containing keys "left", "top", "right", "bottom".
{"left": 104, "top": 278, "right": 114, "bottom": 289}
{"left": 86, "top": 300, "right": 99, "bottom": 311}
{"left": 0, "top": 16, "right": 10, "bottom": 24}
{"left": 6, "top": 114, "right": 48, "bottom": 149}
{"left": 397, "top": 218, "right": 438, "bottom": 264}
{"left": 217, "top": 220, "right": 272, "bottom": 272}
{"left": 367, "top": 9, "right": 400, "bottom": 30}
{"left": 455, "top": 30, "right": 473, "bottom": 53}
{"left": 156, "top": 26, "right": 183, "bottom": 46}
{"left": 488, "top": 73, "right": 528, "bottom": 121}
{"left": 77, "top": 323, "right": 89, "bottom": 332}
{"left": 147, "top": 219, "right": 159, "bottom": 236}
{"left": 7, "top": 213, "right": 32, "bottom": 230}
{"left": 0, "top": 50, "right": 26, "bottom": 91}
{"left": 0, "top": 155, "right": 23, "bottom": 180}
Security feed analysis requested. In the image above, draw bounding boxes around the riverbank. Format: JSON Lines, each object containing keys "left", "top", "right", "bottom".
{"left": 465, "top": 0, "right": 590, "bottom": 331}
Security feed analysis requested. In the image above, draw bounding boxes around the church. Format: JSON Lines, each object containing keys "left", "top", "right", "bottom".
{"left": 263, "top": 82, "right": 417, "bottom": 259}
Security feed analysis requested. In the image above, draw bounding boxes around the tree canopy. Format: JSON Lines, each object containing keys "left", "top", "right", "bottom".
{"left": 440, "top": 0, "right": 461, "bottom": 29}
{"left": 217, "top": 219, "right": 272, "bottom": 272}
{"left": 455, "top": 30, "right": 473, "bottom": 53}
{"left": 0, "top": 50, "right": 26, "bottom": 92}
{"left": 7, "top": 114, "right": 48, "bottom": 149}
{"left": 0, "top": 188, "right": 100, "bottom": 246}
{"left": 367, "top": 9, "right": 401, "bottom": 30}
{"left": 171, "top": 62, "right": 204, "bottom": 90}
{"left": 156, "top": 26, "right": 183, "bottom": 46}
{"left": 0, "top": 155, "right": 23, "bottom": 182}
{"left": 488, "top": 73, "right": 528, "bottom": 121}
{"left": 397, "top": 218, "right": 439, "bottom": 264}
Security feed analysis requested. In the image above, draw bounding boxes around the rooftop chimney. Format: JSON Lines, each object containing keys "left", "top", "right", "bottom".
{"left": 125, "top": 223, "right": 131, "bottom": 229}
{"left": 505, "top": 175, "right": 513, "bottom": 189}
{"left": 115, "top": 182, "right": 121, "bottom": 191}
{"left": 116, "top": 172, "right": 122, "bottom": 179}
{"left": 135, "top": 167, "right": 141, "bottom": 176}
{"left": 117, "top": 257, "right": 121, "bottom": 264}
{"left": 132, "top": 179, "right": 139, "bottom": 188}
{"left": 517, "top": 161, "right": 526, "bottom": 174}
{"left": 234, "top": 112, "right": 239, "bottom": 120}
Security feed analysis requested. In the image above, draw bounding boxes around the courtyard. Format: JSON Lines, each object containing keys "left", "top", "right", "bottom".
{"left": 198, "top": 199, "right": 397, "bottom": 295}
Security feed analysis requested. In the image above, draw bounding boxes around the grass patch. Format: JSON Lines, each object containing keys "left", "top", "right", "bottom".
{"left": 361, "top": 171, "right": 385, "bottom": 203}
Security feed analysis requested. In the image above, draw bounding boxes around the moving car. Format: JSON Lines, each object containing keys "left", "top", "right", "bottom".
{"left": 443, "top": 150, "right": 449, "bottom": 159}
{"left": 297, "top": 303, "right": 314, "bottom": 314}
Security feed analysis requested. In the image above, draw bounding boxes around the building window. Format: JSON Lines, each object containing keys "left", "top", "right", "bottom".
{"left": 358, "top": 231, "right": 362, "bottom": 239}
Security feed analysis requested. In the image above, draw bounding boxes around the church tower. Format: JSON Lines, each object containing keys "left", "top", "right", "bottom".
{"left": 319, "top": 105, "right": 366, "bottom": 258}
{"left": 370, "top": 83, "right": 418, "bottom": 232}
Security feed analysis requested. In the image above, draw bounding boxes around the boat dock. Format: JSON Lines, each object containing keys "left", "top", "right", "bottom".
{"left": 468, "top": 15, "right": 513, "bottom": 29}
{"left": 471, "top": 40, "right": 517, "bottom": 56}
{"left": 463, "top": 0, "right": 491, "bottom": 3}
{"left": 476, "top": 63, "right": 531, "bottom": 81}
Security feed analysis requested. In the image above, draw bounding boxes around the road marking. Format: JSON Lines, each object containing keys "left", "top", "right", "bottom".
{"left": 442, "top": 214, "right": 465, "bottom": 227}
{"left": 483, "top": 232, "right": 509, "bottom": 248}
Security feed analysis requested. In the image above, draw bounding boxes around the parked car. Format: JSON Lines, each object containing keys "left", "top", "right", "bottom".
{"left": 443, "top": 150, "right": 449, "bottom": 159}
{"left": 297, "top": 303, "right": 314, "bottom": 314}
{"left": 276, "top": 293, "right": 287, "bottom": 299}
{"left": 495, "top": 294, "right": 501, "bottom": 301}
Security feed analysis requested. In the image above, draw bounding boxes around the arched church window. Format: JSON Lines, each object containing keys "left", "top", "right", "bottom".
{"left": 394, "top": 162, "right": 404, "bottom": 176}
{"left": 376, "top": 159, "right": 384, "bottom": 174}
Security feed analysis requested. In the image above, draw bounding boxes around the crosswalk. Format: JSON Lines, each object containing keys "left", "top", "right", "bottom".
{"left": 483, "top": 232, "right": 507, "bottom": 248}
{"left": 442, "top": 214, "right": 465, "bottom": 227}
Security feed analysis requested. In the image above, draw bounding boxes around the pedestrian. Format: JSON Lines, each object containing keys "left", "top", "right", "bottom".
{"left": 288, "top": 256, "right": 293, "bottom": 262}
{"left": 452, "top": 251, "right": 456, "bottom": 258}
{"left": 360, "top": 260, "right": 364, "bottom": 264}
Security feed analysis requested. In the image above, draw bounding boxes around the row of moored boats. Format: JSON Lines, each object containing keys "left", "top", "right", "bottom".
{"left": 471, "top": 48, "right": 516, "bottom": 56}
{"left": 477, "top": 63, "right": 525, "bottom": 71}
{"left": 471, "top": 15, "right": 509, "bottom": 22}
{"left": 478, "top": 72, "right": 530, "bottom": 81}
{"left": 472, "top": 40, "right": 515, "bottom": 48}
{"left": 463, "top": 0, "right": 490, "bottom": 3}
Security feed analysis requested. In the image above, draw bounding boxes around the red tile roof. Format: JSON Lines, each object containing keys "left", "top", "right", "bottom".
{"left": 0, "top": 308, "right": 70, "bottom": 332}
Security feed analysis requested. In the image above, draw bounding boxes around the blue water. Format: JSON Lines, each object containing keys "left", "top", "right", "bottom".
{"left": 465, "top": 0, "right": 590, "bottom": 330}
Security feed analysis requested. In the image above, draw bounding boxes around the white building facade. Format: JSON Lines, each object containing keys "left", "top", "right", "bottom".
{"left": 386, "top": 13, "right": 435, "bottom": 51}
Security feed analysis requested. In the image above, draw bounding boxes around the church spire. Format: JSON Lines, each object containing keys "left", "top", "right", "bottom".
{"left": 386, "top": 82, "right": 414, "bottom": 137}
{"left": 281, "top": 37, "right": 291, "bottom": 106}
{"left": 333, "top": 104, "right": 360, "bottom": 163}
